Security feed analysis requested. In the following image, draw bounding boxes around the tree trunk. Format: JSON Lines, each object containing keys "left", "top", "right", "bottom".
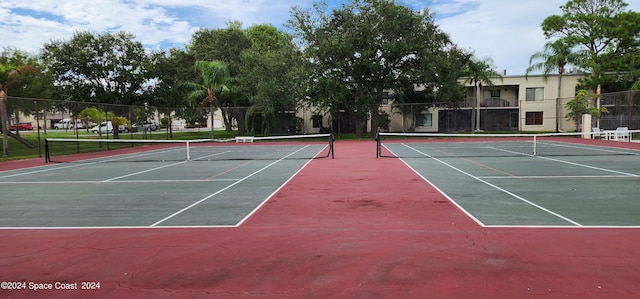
{"left": 370, "top": 104, "right": 379, "bottom": 138}
{"left": 221, "top": 107, "right": 233, "bottom": 132}
{"left": 210, "top": 102, "right": 215, "bottom": 139}
{"left": 475, "top": 84, "right": 482, "bottom": 131}
{"left": 1, "top": 90, "right": 9, "bottom": 157}
{"left": 556, "top": 72, "right": 563, "bottom": 132}
{"left": 471, "top": 83, "right": 477, "bottom": 132}
{"left": 235, "top": 109, "right": 247, "bottom": 135}
{"left": 348, "top": 109, "right": 363, "bottom": 138}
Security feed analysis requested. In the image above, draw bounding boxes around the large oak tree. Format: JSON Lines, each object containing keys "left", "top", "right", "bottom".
{"left": 289, "top": 0, "right": 468, "bottom": 137}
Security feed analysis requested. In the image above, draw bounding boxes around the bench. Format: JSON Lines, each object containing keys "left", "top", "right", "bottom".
{"left": 235, "top": 136, "right": 254, "bottom": 143}
{"left": 602, "top": 127, "right": 630, "bottom": 141}
{"left": 614, "top": 127, "right": 630, "bottom": 141}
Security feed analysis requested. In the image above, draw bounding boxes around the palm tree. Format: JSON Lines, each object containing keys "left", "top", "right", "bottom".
{"left": 0, "top": 64, "right": 40, "bottom": 157}
{"left": 183, "top": 61, "right": 230, "bottom": 139}
{"left": 463, "top": 57, "right": 503, "bottom": 132}
{"left": 526, "top": 39, "right": 576, "bottom": 132}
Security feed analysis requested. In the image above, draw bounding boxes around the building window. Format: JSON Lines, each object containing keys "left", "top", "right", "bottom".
{"left": 526, "top": 88, "right": 544, "bottom": 101}
{"left": 490, "top": 89, "right": 500, "bottom": 98}
{"left": 525, "top": 112, "right": 543, "bottom": 125}
{"left": 381, "top": 92, "right": 389, "bottom": 105}
{"left": 312, "top": 115, "right": 322, "bottom": 128}
{"left": 416, "top": 113, "right": 432, "bottom": 127}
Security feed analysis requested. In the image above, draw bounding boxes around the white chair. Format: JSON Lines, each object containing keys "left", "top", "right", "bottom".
{"left": 592, "top": 127, "right": 604, "bottom": 139}
{"left": 615, "top": 127, "right": 629, "bottom": 141}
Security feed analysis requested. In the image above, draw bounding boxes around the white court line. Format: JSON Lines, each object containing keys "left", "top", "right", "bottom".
{"left": 150, "top": 145, "right": 312, "bottom": 227}
{"left": 0, "top": 178, "right": 240, "bottom": 184}
{"left": 542, "top": 140, "right": 640, "bottom": 155}
{"left": 103, "top": 160, "right": 189, "bottom": 182}
{"left": 399, "top": 143, "right": 583, "bottom": 226}
{"left": 234, "top": 145, "right": 328, "bottom": 226}
{"left": 394, "top": 153, "right": 486, "bottom": 227}
{"left": 479, "top": 175, "right": 635, "bottom": 179}
{"left": 0, "top": 162, "right": 96, "bottom": 179}
{"left": 93, "top": 146, "right": 188, "bottom": 162}
{"left": 491, "top": 147, "right": 638, "bottom": 177}
{"left": 0, "top": 225, "right": 238, "bottom": 230}
{"left": 485, "top": 225, "right": 640, "bottom": 229}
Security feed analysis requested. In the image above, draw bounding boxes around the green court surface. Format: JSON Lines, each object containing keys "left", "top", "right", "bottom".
{"left": 0, "top": 144, "right": 327, "bottom": 228}
{"left": 384, "top": 141, "right": 640, "bottom": 227}
{"left": 2, "top": 137, "right": 639, "bottom": 229}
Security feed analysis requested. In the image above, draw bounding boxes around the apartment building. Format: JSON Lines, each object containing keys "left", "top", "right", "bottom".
{"left": 298, "top": 72, "right": 588, "bottom": 134}
{"left": 380, "top": 73, "right": 585, "bottom": 133}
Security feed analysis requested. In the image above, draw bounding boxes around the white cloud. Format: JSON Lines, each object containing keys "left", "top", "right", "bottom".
{"left": 434, "top": 0, "right": 565, "bottom": 75}
{"left": 434, "top": 0, "right": 640, "bottom": 75}
{"left": 1, "top": 0, "right": 639, "bottom": 75}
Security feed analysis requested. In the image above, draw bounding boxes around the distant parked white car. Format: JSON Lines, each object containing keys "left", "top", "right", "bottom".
{"left": 54, "top": 118, "right": 83, "bottom": 129}
{"left": 92, "top": 121, "right": 114, "bottom": 134}
{"left": 92, "top": 121, "right": 130, "bottom": 133}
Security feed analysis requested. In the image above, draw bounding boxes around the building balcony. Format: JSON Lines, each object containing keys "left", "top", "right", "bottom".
{"left": 459, "top": 97, "right": 518, "bottom": 108}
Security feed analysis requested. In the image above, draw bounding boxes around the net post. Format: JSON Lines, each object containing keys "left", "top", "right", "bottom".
{"left": 330, "top": 134, "right": 334, "bottom": 159}
{"left": 533, "top": 135, "right": 537, "bottom": 156}
{"left": 186, "top": 141, "right": 190, "bottom": 161}
{"left": 376, "top": 133, "right": 380, "bottom": 158}
{"left": 44, "top": 139, "right": 50, "bottom": 163}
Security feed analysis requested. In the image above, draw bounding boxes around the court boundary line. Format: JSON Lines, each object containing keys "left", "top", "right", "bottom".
{"left": 388, "top": 147, "right": 486, "bottom": 227}
{"left": 397, "top": 143, "right": 583, "bottom": 226}
{"left": 149, "top": 145, "right": 313, "bottom": 227}
{"left": 542, "top": 140, "right": 640, "bottom": 155}
{"left": 485, "top": 225, "right": 640, "bottom": 229}
{"left": 0, "top": 162, "right": 96, "bottom": 179}
{"left": 492, "top": 147, "right": 638, "bottom": 177}
{"left": 0, "top": 178, "right": 241, "bottom": 184}
{"left": 104, "top": 160, "right": 189, "bottom": 182}
{"left": 478, "top": 174, "right": 635, "bottom": 179}
{"left": 235, "top": 148, "right": 322, "bottom": 226}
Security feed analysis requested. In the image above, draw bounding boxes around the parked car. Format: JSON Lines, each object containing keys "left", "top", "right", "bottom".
{"left": 92, "top": 121, "right": 114, "bottom": 134}
{"left": 53, "top": 118, "right": 83, "bottom": 129}
{"left": 133, "top": 121, "right": 159, "bottom": 131}
{"left": 11, "top": 122, "right": 34, "bottom": 131}
{"left": 92, "top": 121, "right": 130, "bottom": 134}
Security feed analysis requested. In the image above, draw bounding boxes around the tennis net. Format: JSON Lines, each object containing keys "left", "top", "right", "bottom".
{"left": 376, "top": 131, "right": 640, "bottom": 158}
{"left": 45, "top": 133, "right": 334, "bottom": 163}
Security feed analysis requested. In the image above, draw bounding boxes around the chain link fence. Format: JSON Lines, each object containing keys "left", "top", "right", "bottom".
{"left": 3, "top": 90, "right": 639, "bottom": 141}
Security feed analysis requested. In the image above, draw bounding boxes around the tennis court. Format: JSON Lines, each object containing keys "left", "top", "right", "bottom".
{"left": 1, "top": 135, "right": 640, "bottom": 298}
{"left": 0, "top": 135, "right": 333, "bottom": 228}
{"left": 378, "top": 132, "right": 640, "bottom": 227}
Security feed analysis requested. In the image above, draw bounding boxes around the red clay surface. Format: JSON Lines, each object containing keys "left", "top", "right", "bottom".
{"left": 1, "top": 140, "right": 640, "bottom": 298}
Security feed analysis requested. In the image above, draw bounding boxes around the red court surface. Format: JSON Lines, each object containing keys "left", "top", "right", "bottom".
{"left": 1, "top": 141, "right": 640, "bottom": 298}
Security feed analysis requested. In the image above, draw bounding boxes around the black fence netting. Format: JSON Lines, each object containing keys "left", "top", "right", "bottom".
{"left": 2, "top": 90, "right": 639, "bottom": 159}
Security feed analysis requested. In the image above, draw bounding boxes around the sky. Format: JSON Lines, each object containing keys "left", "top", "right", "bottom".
{"left": 1, "top": 0, "right": 639, "bottom": 76}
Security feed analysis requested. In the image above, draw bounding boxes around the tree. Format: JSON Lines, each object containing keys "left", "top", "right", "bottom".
{"left": 41, "top": 31, "right": 159, "bottom": 114}
{"left": 1, "top": 48, "right": 52, "bottom": 138}
{"left": 462, "top": 57, "right": 503, "bottom": 132}
{"left": 188, "top": 22, "right": 252, "bottom": 132}
{"left": 289, "top": 0, "right": 463, "bottom": 137}
{"left": 183, "top": 61, "right": 231, "bottom": 139}
{"left": 526, "top": 39, "right": 577, "bottom": 132}
{"left": 541, "top": 0, "right": 640, "bottom": 91}
{"left": 565, "top": 89, "right": 608, "bottom": 131}
{"left": 0, "top": 61, "right": 40, "bottom": 157}
{"left": 238, "top": 24, "right": 304, "bottom": 135}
